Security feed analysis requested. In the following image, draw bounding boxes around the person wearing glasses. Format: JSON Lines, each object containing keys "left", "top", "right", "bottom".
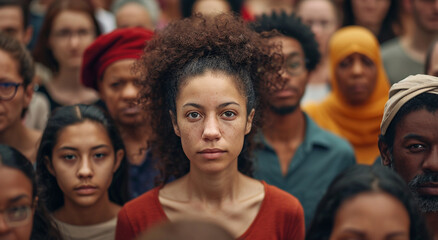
{"left": 0, "top": 144, "right": 62, "bottom": 240}
{"left": 0, "top": 32, "right": 41, "bottom": 164}
{"left": 32, "top": 0, "right": 100, "bottom": 112}
{"left": 304, "top": 26, "right": 390, "bottom": 165}
{"left": 251, "top": 12, "right": 356, "bottom": 229}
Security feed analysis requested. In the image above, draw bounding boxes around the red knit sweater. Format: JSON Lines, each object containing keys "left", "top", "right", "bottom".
{"left": 116, "top": 181, "right": 305, "bottom": 240}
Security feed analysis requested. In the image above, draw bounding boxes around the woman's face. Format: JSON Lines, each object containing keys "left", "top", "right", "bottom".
{"left": 297, "top": 0, "right": 339, "bottom": 56}
{"left": 335, "top": 53, "right": 377, "bottom": 105}
{"left": 99, "top": 59, "right": 145, "bottom": 127}
{"left": 171, "top": 71, "right": 254, "bottom": 174}
{"left": 351, "top": 0, "right": 391, "bottom": 28}
{"left": 49, "top": 10, "right": 96, "bottom": 70}
{"left": 0, "top": 166, "right": 35, "bottom": 240}
{"left": 47, "top": 121, "right": 123, "bottom": 208}
{"left": 330, "top": 192, "right": 410, "bottom": 240}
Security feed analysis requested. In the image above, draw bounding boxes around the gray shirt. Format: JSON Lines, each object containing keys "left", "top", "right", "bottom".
{"left": 381, "top": 38, "right": 423, "bottom": 85}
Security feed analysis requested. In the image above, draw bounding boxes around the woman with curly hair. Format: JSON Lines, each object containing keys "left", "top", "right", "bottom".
{"left": 115, "top": 13, "right": 305, "bottom": 240}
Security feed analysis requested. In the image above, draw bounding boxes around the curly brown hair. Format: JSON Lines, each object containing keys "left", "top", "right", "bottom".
{"left": 136, "top": 13, "right": 283, "bottom": 184}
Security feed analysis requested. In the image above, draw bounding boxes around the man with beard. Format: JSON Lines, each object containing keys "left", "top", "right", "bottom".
{"left": 379, "top": 74, "right": 438, "bottom": 239}
{"left": 251, "top": 12, "right": 356, "bottom": 228}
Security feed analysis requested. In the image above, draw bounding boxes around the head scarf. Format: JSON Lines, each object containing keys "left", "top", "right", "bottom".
{"left": 81, "top": 27, "right": 154, "bottom": 90}
{"left": 381, "top": 74, "right": 438, "bottom": 135}
{"left": 304, "top": 26, "right": 390, "bottom": 164}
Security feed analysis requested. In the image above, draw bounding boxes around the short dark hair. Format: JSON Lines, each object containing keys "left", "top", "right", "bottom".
{"left": 379, "top": 93, "right": 438, "bottom": 152}
{"left": 36, "top": 104, "right": 130, "bottom": 212}
{"left": 180, "top": 0, "right": 243, "bottom": 18}
{"left": 0, "top": 144, "right": 62, "bottom": 240}
{"left": 306, "top": 165, "right": 430, "bottom": 240}
{"left": 425, "top": 40, "right": 438, "bottom": 74}
{"left": 0, "top": 0, "right": 30, "bottom": 28}
{"left": 252, "top": 11, "right": 321, "bottom": 71}
{"left": 0, "top": 31, "right": 34, "bottom": 87}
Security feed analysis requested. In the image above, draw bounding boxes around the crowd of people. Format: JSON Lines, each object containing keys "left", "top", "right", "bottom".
{"left": 0, "top": 0, "right": 437, "bottom": 239}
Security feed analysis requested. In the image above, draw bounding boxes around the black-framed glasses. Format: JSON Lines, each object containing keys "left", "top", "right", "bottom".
{"left": 0, "top": 82, "right": 23, "bottom": 101}
{"left": 283, "top": 53, "right": 306, "bottom": 76}
{"left": 0, "top": 205, "right": 32, "bottom": 227}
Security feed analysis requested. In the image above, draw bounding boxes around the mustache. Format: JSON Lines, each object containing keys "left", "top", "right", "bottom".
{"left": 408, "top": 173, "right": 438, "bottom": 189}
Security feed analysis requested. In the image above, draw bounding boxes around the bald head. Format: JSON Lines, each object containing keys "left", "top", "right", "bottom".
{"left": 116, "top": 2, "right": 153, "bottom": 29}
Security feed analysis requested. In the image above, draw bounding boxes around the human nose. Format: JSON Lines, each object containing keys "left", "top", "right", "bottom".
{"left": 0, "top": 214, "right": 10, "bottom": 234}
{"left": 352, "top": 58, "right": 364, "bottom": 75}
{"left": 202, "top": 115, "right": 221, "bottom": 141}
{"left": 422, "top": 146, "right": 438, "bottom": 173}
{"left": 77, "top": 158, "right": 93, "bottom": 178}
{"left": 122, "top": 82, "right": 139, "bottom": 100}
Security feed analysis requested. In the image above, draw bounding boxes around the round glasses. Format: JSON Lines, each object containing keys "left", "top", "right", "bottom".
{"left": 0, "top": 82, "right": 23, "bottom": 101}
{"left": 283, "top": 53, "right": 306, "bottom": 76}
{"left": 0, "top": 205, "right": 32, "bottom": 227}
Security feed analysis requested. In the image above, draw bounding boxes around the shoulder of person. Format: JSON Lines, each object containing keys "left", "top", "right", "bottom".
{"left": 265, "top": 184, "right": 303, "bottom": 214}
{"left": 381, "top": 38, "right": 402, "bottom": 57}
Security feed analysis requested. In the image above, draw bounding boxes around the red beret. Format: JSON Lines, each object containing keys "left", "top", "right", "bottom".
{"left": 81, "top": 27, "right": 154, "bottom": 90}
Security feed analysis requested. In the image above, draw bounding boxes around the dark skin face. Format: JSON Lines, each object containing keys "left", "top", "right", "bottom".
{"left": 379, "top": 109, "right": 438, "bottom": 196}
{"left": 335, "top": 53, "right": 377, "bottom": 106}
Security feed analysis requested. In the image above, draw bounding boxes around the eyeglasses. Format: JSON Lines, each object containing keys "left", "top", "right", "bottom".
{"left": 283, "top": 53, "right": 306, "bottom": 76}
{"left": 0, "top": 82, "right": 23, "bottom": 101}
{"left": 0, "top": 205, "right": 32, "bottom": 227}
{"left": 52, "top": 29, "right": 95, "bottom": 41}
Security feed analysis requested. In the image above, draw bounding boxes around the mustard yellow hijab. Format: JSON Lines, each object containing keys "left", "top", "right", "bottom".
{"left": 304, "top": 26, "right": 390, "bottom": 165}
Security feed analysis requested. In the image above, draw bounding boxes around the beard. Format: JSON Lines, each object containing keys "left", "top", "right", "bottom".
{"left": 408, "top": 173, "right": 438, "bottom": 213}
{"left": 269, "top": 104, "right": 299, "bottom": 116}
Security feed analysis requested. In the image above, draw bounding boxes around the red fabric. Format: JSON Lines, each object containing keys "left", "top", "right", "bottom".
{"left": 241, "top": 6, "right": 255, "bottom": 22}
{"left": 115, "top": 181, "right": 305, "bottom": 240}
{"left": 81, "top": 27, "right": 154, "bottom": 90}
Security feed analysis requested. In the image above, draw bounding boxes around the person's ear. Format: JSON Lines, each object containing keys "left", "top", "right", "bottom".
{"left": 113, "top": 149, "right": 124, "bottom": 173}
{"left": 378, "top": 138, "right": 391, "bottom": 167}
{"left": 23, "top": 26, "right": 33, "bottom": 45}
{"left": 245, "top": 109, "right": 255, "bottom": 135}
{"left": 169, "top": 110, "right": 181, "bottom": 137}
{"left": 23, "top": 83, "right": 34, "bottom": 108}
{"left": 45, "top": 156, "right": 56, "bottom": 176}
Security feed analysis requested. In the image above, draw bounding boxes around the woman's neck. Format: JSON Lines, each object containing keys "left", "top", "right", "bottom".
{"left": 53, "top": 66, "right": 82, "bottom": 90}
{"left": 184, "top": 165, "right": 243, "bottom": 207}
{"left": 54, "top": 194, "right": 120, "bottom": 226}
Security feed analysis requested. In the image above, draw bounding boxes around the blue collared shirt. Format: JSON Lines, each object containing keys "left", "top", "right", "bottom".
{"left": 253, "top": 113, "right": 356, "bottom": 228}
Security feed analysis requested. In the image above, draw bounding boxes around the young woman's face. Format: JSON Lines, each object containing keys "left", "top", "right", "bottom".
{"left": 171, "top": 71, "right": 254, "bottom": 174}
{"left": 335, "top": 53, "right": 377, "bottom": 105}
{"left": 0, "top": 166, "right": 35, "bottom": 240}
{"left": 49, "top": 10, "right": 96, "bottom": 70}
{"left": 48, "top": 121, "right": 123, "bottom": 208}
{"left": 330, "top": 192, "right": 410, "bottom": 240}
{"left": 351, "top": 0, "right": 391, "bottom": 29}
{"left": 297, "top": 0, "right": 338, "bottom": 56}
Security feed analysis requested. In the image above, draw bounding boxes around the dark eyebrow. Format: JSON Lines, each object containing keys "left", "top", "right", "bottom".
{"left": 56, "top": 147, "right": 78, "bottom": 152}
{"left": 286, "top": 52, "right": 301, "bottom": 58}
{"left": 342, "top": 229, "right": 365, "bottom": 237}
{"left": 403, "top": 133, "right": 426, "bottom": 141}
{"left": 182, "top": 102, "right": 240, "bottom": 109}
{"left": 91, "top": 145, "right": 110, "bottom": 150}
{"left": 218, "top": 102, "right": 240, "bottom": 108}
{"left": 9, "top": 195, "right": 31, "bottom": 203}
{"left": 56, "top": 145, "right": 110, "bottom": 152}
{"left": 182, "top": 103, "right": 202, "bottom": 109}
{"left": 387, "top": 232, "right": 409, "bottom": 238}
